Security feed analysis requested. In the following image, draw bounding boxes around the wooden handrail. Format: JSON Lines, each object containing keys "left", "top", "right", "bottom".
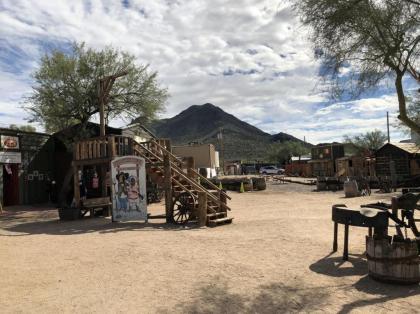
{"left": 134, "top": 141, "right": 230, "bottom": 210}
{"left": 148, "top": 139, "right": 229, "bottom": 198}
{"left": 190, "top": 169, "right": 231, "bottom": 200}
{"left": 171, "top": 177, "right": 197, "bottom": 202}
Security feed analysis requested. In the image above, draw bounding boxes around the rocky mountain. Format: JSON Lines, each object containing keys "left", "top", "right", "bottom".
{"left": 149, "top": 103, "right": 312, "bottom": 161}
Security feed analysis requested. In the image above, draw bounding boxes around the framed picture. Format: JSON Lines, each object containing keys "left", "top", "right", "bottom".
{"left": 28, "top": 174, "right": 33, "bottom": 181}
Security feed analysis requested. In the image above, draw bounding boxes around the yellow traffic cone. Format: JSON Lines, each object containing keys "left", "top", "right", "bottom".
{"left": 239, "top": 182, "right": 245, "bottom": 193}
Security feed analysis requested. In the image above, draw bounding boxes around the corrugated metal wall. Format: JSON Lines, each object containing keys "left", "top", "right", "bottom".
{"left": 19, "top": 134, "right": 55, "bottom": 204}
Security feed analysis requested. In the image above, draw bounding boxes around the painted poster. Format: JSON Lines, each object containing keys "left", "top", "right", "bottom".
{"left": 111, "top": 156, "right": 147, "bottom": 222}
{"left": 1, "top": 135, "right": 19, "bottom": 149}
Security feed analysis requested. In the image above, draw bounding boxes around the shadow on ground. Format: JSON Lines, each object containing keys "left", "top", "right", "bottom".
{"left": 338, "top": 276, "right": 420, "bottom": 314}
{"left": 168, "top": 279, "right": 330, "bottom": 314}
{"left": 310, "top": 253, "right": 368, "bottom": 277}
{"left": 0, "top": 214, "right": 200, "bottom": 236}
{"left": 310, "top": 253, "right": 420, "bottom": 313}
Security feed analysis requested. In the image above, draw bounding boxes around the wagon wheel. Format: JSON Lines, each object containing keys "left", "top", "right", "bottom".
{"left": 171, "top": 192, "right": 196, "bottom": 224}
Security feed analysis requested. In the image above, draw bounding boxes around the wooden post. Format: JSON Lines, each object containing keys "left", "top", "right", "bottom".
{"left": 343, "top": 224, "right": 349, "bottom": 261}
{"left": 164, "top": 153, "right": 173, "bottom": 223}
{"left": 99, "top": 80, "right": 106, "bottom": 137}
{"left": 186, "top": 157, "right": 195, "bottom": 179}
{"left": 390, "top": 160, "right": 397, "bottom": 192}
{"left": 98, "top": 71, "right": 128, "bottom": 138}
{"left": 73, "top": 166, "right": 80, "bottom": 207}
{"left": 99, "top": 164, "right": 108, "bottom": 215}
{"left": 198, "top": 191, "right": 207, "bottom": 227}
{"left": 108, "top": 136, "right": 116, "bottom": 158}
{"left": 333, "top": 222, "right": 338, "bottom": 252}
{"left": 391, "top": 196, "right": 403, "bottom": 238}
{"left": 74, "top": 142, "right": 80, "bottom": 160}
{"left": 164, "top": 139, "right": 171, "bottom": 153}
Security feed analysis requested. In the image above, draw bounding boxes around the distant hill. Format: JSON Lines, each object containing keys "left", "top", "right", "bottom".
{"left": 271, "top": 132, "right": 312, "bottom": 148}
{"left": 149, "top": 103, "right": 312, "bottom": 161}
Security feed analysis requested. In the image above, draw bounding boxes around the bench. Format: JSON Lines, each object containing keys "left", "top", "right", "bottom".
{"left": 81, "top": 197, "right": 112, "bottom": 217}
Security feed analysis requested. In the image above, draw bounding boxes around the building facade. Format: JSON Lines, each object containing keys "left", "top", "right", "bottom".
{"left": 0, "top": 128, "right": 54, "bottom": 206}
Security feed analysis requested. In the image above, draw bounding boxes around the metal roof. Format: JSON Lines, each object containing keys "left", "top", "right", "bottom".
{"left": 380, "top": 142, "right": 420, "bottom": 154}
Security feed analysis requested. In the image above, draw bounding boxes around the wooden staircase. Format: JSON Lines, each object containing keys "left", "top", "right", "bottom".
{"left": 73, "top": 135, "right": 233, "bottom": 226}
{"left": 132, "top": 138, "right": 233, "bottom": 226}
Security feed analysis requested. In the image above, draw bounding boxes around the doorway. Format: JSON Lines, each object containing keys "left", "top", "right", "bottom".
{"left": 3, "top": 164, "right": 19, "bottom": 206}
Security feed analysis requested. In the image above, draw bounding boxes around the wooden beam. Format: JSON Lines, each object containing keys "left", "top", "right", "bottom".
{"left": 72, "top": 157, "right": 112, "bottom": 167}
{"left": 163, "top": 153, "right": 173, "bottom": 223}
{"left": 99, "top": 80, "right": 106, "bottom": 137}
{"left": 198, "top": 191, "right": 207, "bottom": 227}
{"left": 100, "top": 163, "right": 109, "bottom": 216}
{"left": 108, "top": 136, "right": 116, "bottom": 158}
{"left": 73, "top": 166, "right": 80, "bottom": 208}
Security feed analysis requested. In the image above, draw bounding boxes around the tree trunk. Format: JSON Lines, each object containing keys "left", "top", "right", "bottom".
{"left": 395, "top": 73, "right": 420, "bottom": 135}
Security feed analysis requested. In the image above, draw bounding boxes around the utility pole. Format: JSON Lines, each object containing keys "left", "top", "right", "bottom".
{"left": 386, "top": 111, "right": 390, "bottom": 143}
{"left": 218, "top": 127, "right": 224, "bottom": 174}
{"left": 98, "top": 70, "right": 128, "bottom": 136}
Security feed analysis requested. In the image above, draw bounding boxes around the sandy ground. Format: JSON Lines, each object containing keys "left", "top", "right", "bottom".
{"left": 1, "top": 182, "right": 419, "bottom": 314}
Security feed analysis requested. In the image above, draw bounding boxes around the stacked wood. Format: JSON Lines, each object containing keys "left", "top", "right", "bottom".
{"left": 209, "top": 175, "right": 266, "bottom": 191}
{"left": 366, "top": 236, "right": 420, "bottom": 284}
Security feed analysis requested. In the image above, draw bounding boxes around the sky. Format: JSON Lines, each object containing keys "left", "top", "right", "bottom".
{"left": 0, "top": 0, "right": 415, "bottom": 144}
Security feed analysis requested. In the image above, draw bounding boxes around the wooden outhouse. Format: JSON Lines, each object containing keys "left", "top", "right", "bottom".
{"left": 375, "top": 142, "right": 420, "bottom": 180}
{"left": 335, "top": 156, "right": 368, "bottom": 177}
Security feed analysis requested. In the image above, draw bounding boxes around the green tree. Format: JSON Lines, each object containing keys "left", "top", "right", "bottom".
{"left": 343, "top": 129, "right": 387, "bottom": 154}
{"left": 294, "top": 0, "right": 420, "bottom": 135}
{"left": 267, "top": 141, "right": 309, "bottom": 164}
{"left": 9, "top": 124, "right": 36, "bottom": 132}
{"left": 26, "top": 42, "right": 168, "bottom": 133}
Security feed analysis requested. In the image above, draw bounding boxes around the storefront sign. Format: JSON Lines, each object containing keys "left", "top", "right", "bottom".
{"left": 1, "top": 135, "right": 19, "bottom": 149}
{"left": 111, "top": 156, "right": 147, "bottom": 222}
{"left": 0, "top": 151, "right": 22, "bottom": 164}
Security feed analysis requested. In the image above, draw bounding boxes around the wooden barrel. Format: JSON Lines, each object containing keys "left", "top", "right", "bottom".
{"left": 317, "top": 181, "right": 326, "bottom": 191}
{"left": 366, "top": 236, "right": 420, "bottom": 284}
{"left": 243, "top": 179, "right": 253, "bottom": 191}
{"left": 253, "top": 177, "right": 266, "bottom": 191}
{"left": 344, "top": 180, "right": 359, "bottom": 197}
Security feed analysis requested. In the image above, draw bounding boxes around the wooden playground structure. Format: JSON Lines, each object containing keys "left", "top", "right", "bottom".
{"left": 65, "top": 134, "right": 233, "bottom": 226}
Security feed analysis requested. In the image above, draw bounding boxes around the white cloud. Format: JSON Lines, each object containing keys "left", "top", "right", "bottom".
{"left": 0, "top": 0, "right": 408, "bottom": 143}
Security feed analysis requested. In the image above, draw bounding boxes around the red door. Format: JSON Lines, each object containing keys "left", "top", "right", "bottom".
{"left": 3, "top": 164, "right": 19, "bottom": 206}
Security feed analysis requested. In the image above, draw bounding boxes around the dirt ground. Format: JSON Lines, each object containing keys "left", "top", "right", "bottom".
{"left": 1, "top": 182, "right": 419, "bottom": 313}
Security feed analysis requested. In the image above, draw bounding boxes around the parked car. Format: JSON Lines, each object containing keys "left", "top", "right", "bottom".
{"left": 259, "top": 166, "right": 285, "bottom": 175}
